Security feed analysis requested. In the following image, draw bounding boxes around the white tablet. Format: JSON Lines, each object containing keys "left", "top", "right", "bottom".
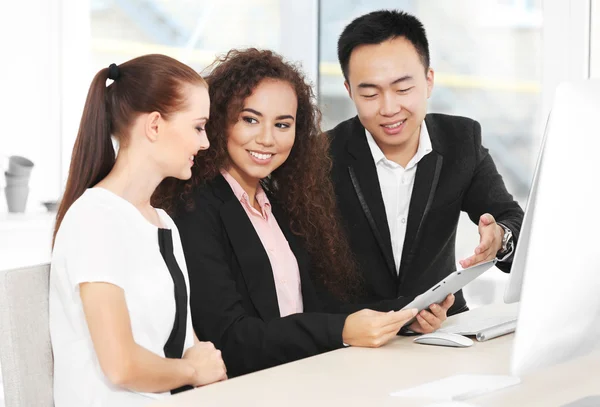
{"left": 401, "top": 259, "right": 497, "bottom": 327}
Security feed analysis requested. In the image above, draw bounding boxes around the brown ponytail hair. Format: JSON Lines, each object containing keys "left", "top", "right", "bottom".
{"left": 53, "top": 54, "right": 206, "bottom": 247}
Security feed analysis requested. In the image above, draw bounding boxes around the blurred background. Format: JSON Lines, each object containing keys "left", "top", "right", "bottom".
{"left": 0, "top": 0, "right": 597, "bottom": 306}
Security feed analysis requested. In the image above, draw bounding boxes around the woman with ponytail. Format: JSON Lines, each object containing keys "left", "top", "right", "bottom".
{"left": 50, "top": 54, "right": 226, "bottom": 407}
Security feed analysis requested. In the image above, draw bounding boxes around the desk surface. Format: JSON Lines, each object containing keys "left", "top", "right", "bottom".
{"left": 149, "top": 307, "right": 599, "bottom": 407}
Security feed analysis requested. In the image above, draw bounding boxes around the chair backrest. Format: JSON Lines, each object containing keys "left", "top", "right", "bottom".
{"left": 0, "top": 264, "right": 53, "bottom": 407}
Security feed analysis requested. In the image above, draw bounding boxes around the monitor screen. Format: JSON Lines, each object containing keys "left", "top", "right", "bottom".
{"left": 510, "top": 79, "right": 600, "bottom": 376}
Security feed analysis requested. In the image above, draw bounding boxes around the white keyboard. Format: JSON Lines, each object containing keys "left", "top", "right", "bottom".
{"left": 391, "top": 373, "right": 521, "bottom": 400}
{"left": 439, "top": 302, "right": 519, "bottom": 336}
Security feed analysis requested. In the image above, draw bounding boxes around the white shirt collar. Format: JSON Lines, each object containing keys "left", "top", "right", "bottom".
{"left": 365, "top": 121, "right": 433, "bottom": 169}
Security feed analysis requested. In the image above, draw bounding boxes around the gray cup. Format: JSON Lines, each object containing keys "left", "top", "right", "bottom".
{"left": 5, "top": 186, "right": 29, "bottom": 213}
{"left": 8, "top": 156, "right": 34, "bottom": 177}
{"left": 4, "top": 172, "right": 30, "bottom": 187}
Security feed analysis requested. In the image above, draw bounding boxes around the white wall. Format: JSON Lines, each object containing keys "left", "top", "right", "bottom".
{"left": 592, "top": 0, "right": 600, "bottom": 78}
{"left": 0, "top": 0, "right": 62, "bottom": 209}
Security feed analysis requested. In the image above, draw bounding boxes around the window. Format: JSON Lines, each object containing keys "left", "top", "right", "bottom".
{"left": 90, "top": 0, "right": 282, "bottom": 73}
{"left": 58, "top": 0, "right": 287, "bottom": 187}
{"left": 0, "top": 0, "right": 592, "bottom": 305}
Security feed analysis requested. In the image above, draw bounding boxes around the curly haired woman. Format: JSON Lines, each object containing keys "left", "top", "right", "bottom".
{"left": 152, "top": 48, "right": 417, "bottom": 377}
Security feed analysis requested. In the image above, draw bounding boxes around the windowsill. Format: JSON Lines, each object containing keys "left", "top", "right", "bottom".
{"left": 0, "top": 210, "right": 56, "bottom": 230}
{"left": 0, "top": 210, "right": 55, "bottom": 270}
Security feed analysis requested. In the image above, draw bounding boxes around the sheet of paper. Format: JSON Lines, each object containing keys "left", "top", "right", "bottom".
{"left": 390, "top": 374, "right": 521, "bottom": 401}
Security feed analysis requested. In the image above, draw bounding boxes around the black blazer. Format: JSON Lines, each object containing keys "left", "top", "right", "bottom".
{"left": 327, "top": 114, "right": 524, "bottom": 314}
{"left": 173, "top": 175, "right": 347, "bottom": 377}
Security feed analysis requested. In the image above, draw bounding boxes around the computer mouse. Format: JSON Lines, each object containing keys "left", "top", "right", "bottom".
{"left": 413, "top": 332, "right": 474, "bottom": 348}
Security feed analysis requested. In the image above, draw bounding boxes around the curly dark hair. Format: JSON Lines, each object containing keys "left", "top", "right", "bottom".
{"left": 153, "top": 48, "right": 361, "bottom": 300}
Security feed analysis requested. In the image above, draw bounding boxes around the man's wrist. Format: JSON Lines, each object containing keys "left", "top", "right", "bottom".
{"left": 497, "top": 224, "right": 505, "bottom": 251}
{"left": 496, "top": 222, "right": 514, "bottom": 261}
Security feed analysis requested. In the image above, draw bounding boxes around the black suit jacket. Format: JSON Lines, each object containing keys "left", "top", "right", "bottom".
{"left": 173, "top": 175, "right": 347, "bottom": 377}
{"left": 327, "top": 114, "right": 524, "bottom": 314}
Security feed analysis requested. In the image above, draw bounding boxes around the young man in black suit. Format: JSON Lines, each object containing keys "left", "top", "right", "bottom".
{"left": 326, "top": 10, "right": 524, "bottom": 331}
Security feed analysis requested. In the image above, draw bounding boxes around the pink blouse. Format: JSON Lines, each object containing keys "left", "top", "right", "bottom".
{"left": 222, "top": 171, "right": 303, "bottom": 317}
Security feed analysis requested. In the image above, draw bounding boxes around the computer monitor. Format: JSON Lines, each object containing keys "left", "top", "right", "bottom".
{"left": 502, "top": 110, "right": 551, "bottom": 304}
{"left": 510, "top": 79, "right": 600, "bottom": 376}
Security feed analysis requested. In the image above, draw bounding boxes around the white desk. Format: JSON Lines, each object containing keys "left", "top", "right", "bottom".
{"left": 149, "top": 326, "right": 599, "bottom": 407}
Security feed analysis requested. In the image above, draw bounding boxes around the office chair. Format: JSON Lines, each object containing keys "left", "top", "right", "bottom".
{"left": 0, "top": 264, "right": 53, "bottom": 407}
